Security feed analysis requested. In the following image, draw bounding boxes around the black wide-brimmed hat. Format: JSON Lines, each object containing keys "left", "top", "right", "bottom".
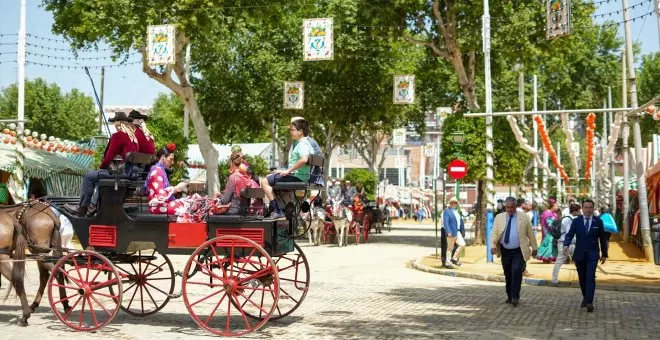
{"left": 108, "top": 111, "right": 132, "bottom": 122}
{"left": 128, "top": 109, "right": 149, "bottom": 121}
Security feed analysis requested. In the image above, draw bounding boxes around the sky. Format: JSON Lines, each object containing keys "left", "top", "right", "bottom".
{"left": 0, "top": 0, "right": 658, "bottom": 108}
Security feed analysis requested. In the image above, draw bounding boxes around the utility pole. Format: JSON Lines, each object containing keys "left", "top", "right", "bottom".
{"left": 532, "top": 75, "right": 539, "bottom": 228}
{"left": 483, "top": 0, "right": 495, "bottom": 263}
{"left": 183, "top": 44, "right": 191, "bottom": 139}
{"left": 99, "top": 67, "right": 105, "bottom": 134}
{"left": 609, "top": 86, "right": 616, "bottom": 215}
{"left": 542, "top": 103, "right": 548, "bottom": 203}
{"left": 518, "top": 72, "right": 526, "bottom": 198}
{"left": 621, "top": 50, "right": 630, "bottom": 242}
{"left": 556, "top": 142, "right": 561, "bottom": 205}
{"left": 17, "top": 0, "right": 26, "bottom": 133}
{"left": 623, "top": 0, "right": 653, "bottom": 260}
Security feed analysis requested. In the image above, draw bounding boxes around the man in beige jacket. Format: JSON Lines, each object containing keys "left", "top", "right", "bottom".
{"left": 490, "top": 197, "right": 538, "bottom": 306}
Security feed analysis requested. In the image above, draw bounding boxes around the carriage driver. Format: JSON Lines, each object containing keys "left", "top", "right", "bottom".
{"left": 65, "top": 112, "right": 138, "bottom": 217}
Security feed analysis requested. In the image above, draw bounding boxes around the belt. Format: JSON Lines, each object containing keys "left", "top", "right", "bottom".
{"left": 500, "top": 246, "right": 521, "bottom": 253}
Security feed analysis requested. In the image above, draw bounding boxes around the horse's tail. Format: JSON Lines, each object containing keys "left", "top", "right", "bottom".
{"left": 5, "top": 218, "right": 27, "bottom": 300}
{"left": 51, "top": 225, "right": 63, "bottom": 258}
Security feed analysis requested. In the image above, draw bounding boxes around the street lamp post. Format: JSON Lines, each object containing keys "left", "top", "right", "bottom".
{"left": 451, "top": 131, "right": 465, "bottom": 212}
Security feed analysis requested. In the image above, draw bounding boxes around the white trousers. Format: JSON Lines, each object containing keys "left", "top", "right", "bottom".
{"left": 552, "top": 243, "right": 575, "bottom": 283}
{"left": 446, "top": 232, "right": 466, "bottom": 264}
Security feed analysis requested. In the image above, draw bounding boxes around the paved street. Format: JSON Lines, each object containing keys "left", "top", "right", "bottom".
{"left": 1, "top": 222, "right": 659, "bottom": 339}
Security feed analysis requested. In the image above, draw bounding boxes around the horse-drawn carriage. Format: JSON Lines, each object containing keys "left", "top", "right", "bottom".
{"left": 1, "top": 152, "right": 325, "bottom": 337}
{"left": 319, "top": 199, "right": 385, "bottom": 246}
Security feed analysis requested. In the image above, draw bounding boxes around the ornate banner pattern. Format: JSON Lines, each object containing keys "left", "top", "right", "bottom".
{"left": 393, "top": 75, "right": 415, "bottom": 104}
{"left": 303, "top": 18, "right": 334, "bottom": 61}
{"left": 392, "top": 128, "right": 406, "bottom": 146}
{"left": 546, "top": 0, "right": 571, "bottom": 40}
{"left": 148, "top": 25, "right": 176, "bottom": 66}
{"left": 283, "top": 82, "right": 304, "bottom": 110}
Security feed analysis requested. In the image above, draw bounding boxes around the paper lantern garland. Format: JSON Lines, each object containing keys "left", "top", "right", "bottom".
{"left": 584, "top": 113, "right": 596, "bottom": 184}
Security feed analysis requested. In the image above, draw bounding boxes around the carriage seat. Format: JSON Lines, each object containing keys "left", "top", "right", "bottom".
{"left": 124, "top": 152, "right": 156, "bottom": 197}
{"left": 271, "top": 154, "right": 325, "bottom": 191}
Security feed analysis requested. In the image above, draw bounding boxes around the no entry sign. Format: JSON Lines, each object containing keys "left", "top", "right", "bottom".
{"left": 447, "top": 159, "right": 468, "bottom": 180}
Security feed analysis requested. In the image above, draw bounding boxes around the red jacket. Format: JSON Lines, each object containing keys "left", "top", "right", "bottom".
{"left": 100, "top": 131, "right": 139, "bottom": 169}
{"left": 134, "top": 128, "right": 156, "bottom": 155}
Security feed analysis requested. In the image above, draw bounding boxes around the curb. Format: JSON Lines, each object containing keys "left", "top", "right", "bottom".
{"left": 410, "top": 257, "right": 660, "bottom": 294}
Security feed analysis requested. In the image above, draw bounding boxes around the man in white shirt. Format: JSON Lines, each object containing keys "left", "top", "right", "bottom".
{"left": 561, "top": 199, "right": 576, "bottom": 219}
{"left": 552, "top": 202, "right": 581, "bottom": 284}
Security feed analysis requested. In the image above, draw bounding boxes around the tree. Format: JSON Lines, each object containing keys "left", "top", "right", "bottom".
{"left": 148, "top": 93, "right": 190, "bottom": 184}
{"left": 43, "top": 0, "right": 280, "bottom": 194}
{"left": 0, "top": 78, "right": 97, "bottom": 140}
{"left": 344, "top": 168, "right": 377, "bottom": 201}
{"left": 636, "top": 52, "right": 660, "bottom": 144}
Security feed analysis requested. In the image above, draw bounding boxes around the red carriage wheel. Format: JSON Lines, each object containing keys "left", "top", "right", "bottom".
{"left": 109, "top": 249, "right": 175, "bottom": 317}
{"left": 47, "top": 251, "right": 122, "bottom": 331}
{"left": 363, "top": 213, "right": 371, "bottom": 243}
{"left": 182, "top": 235, "right": 279, "bottom": 336}
{"left": 242, "top": 242, "right": 310, "bottom": 320}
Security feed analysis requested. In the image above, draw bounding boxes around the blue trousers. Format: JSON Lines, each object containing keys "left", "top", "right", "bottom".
{"left": 575, "top": 259, "right": 598, "bottom": 304}
{"left": 78, "top": 169, "right": 112, "bottom": 207}
{"left": 501, "top": 247, "right": 524, "bottom": 300}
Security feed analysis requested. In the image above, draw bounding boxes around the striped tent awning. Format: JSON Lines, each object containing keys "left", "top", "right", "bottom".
{"left": 0, "top": 144, "right": 89, "bottom": 179}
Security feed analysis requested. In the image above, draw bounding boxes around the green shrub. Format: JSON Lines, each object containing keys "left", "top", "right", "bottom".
{"left": 344, "top": 169, "right": 377, "bottom": 201}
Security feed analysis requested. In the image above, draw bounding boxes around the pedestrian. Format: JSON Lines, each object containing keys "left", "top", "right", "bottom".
{"left": 562, "top": 198, "right": 576, "bottom": 218}
{"left": 443, "top": 197, "right": 465, "bottom": 268}
{"left": 562, "top": 199, "right": 609, "bottom": 312}
{"left": 540, "top": 202, "right": 559, "bottom": 237}
{"left": 490, "top": 197, "right": 538, "bottom": 307}
{"left": 417, "top": 207, "right": 425, "bottom": 223}
{"left": 536, "top": 207, "right": 560, "bottom": 263}
{"left": 552, "top": 202, "right": 581, "bottom": 284}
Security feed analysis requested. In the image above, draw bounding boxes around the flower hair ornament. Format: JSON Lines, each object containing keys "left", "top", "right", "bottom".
{"left": 166, "top": 143, "right": 177, "bottom": 152}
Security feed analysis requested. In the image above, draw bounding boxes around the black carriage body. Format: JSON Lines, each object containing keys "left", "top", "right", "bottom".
{"left": 54, "top": 180, "right": 294, "bottom": 257}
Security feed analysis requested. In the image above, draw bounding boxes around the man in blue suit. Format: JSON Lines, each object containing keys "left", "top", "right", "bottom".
{"left": 563, "top": 199, "right": 609, "bottom": 312}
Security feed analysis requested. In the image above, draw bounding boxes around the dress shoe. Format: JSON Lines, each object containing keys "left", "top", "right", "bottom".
{"left": 586, "top": 304, "right": 594, "bottom": 312}
{"left": 443, "top": 263, "right": 455, "bottom": 269}
{"left": 505, "top": 299, "right": 512, "bottom": 304}
{"left": 580, "top": 302, "right": 587, "bottom": 308}
{"left": 450, "top": 259, "right": 462, "bottom": 267}
{"left": 64, "top": 203, "right": 87, "bottom": 217}
{"left": 511, "top": 299, "right": 519, "bottom": 307}
{"left": 523, "top": 270, "right": 532, "bottom": 277}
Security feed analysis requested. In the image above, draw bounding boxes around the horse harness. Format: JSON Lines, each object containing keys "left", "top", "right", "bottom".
{"left": 15, "top": 200, "right": 58, "bottom": 253}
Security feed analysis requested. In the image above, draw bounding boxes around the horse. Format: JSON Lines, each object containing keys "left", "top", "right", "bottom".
{"left": 307, "top": 206, "right": 325, "bottom": 246}
{"left": 371, "top": 207, "right": 385, "bottom": 234}
{"left": 0, "top": 201, "right": 68, "bottom": 326}
{"left": 330, "top": 201, "right": 352, "bottom": 247}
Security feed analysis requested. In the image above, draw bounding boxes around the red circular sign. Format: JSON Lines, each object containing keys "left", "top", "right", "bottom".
{"left": 447, "top": 159, "right": 468, "bottom": 180}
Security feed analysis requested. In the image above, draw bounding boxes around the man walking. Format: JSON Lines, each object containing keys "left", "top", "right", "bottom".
{"left": 552, "top": 203, "right": 581, "bottom": 284}
{"left": 443, "top": 198, "right": 465, "bottom": 267}
{"left": 490, "top": 197, "right": 538, "bottom": 306}
{"left": 563, "top": 199, "right": 609, "bottom": 312}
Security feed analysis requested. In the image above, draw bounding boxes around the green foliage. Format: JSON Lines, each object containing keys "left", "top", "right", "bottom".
{"left": 217, "top": 155, "right": 269, "bottom": 189}
{"left": 148, "top": 93, "right": 190, "bottom": 184}
{"left": 637, "top": 52, "right": 660, "bottom": 144}
{"left": 0, "top": 78, "right": 97, "bottom": 140}
{"left": 344, "top": 168, "right": 377, "bottom": 200}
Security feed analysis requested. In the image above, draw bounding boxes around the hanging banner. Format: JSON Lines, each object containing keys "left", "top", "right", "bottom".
{"left": 303, "top": 18, "right": 334, "bottom": 61}
{"left": 392, "top": 128, "right": 406, "bottom": 146}
{"left": 393, "top": 75, "right": 415, "bottom": 104}
{"left": 283, "top": 82, "right": 304, "bottom": 110}
{"left": 425, "top": 144, "right": 435, "bottom": 157}
{"left": 147, "top": 25, "right": 176, "bottom": 66}
{"left": 546, "top": 0, "right": 571, "bottom": 40}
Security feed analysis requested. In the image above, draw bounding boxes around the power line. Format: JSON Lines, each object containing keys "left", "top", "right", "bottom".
{"left": 25, "top": 50, "right": 139, "bottom": 61}
{"left": 25, "top": 60, "right": 142, "bottom": 70}
{"left": 592, "top": 0, "right": 652, "bottom": 19}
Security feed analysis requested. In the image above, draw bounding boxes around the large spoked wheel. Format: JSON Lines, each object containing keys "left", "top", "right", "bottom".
{"left": 182, "top": 235, "right": 280, "bottom": 336}
{"left": 47, "top": 251, "right": 122, "bottom": 331}
{"left": 244, "top": 242, "right": 310, "bottom": 321}
{"left": 363, "top": 214, "right": 371, "bottom": 243}
{"left": 109, "top": 249, "right": 175, "bottom": 317}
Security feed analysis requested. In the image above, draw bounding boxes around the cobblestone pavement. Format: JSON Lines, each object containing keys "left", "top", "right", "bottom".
{"left": 1, "top": 222, "right": 659, "bottom": 339}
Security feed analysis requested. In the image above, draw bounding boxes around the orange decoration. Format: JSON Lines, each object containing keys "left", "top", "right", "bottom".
{"left": 3, "top": 128, "right": 9, "bottom": 134}
{"left": 9, "top": 131, "right": 16, "bottom": 137}
{"left": 2, "top": 138, "right": 8, "bottom": 144}
{"left": 584, "top": 113, "right": 597, "bottom": 184}
{"left": 10, "top": 139, "right": 16, "bottom": 145}
{"left": 533, "top": 115, "right": 571, "bottom": 184}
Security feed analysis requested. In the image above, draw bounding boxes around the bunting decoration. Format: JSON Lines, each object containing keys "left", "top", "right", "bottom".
{"left": 393, "top": 75, "right": 415, "bottom": 104}
{"left": 584, "top": 113, "right": 597, "bottom": 184}
{"left": 303, "top": 18, "right": 334, "bottom": 61}
{"left": 147, "top": 25, "right": 176, "bottom": 66}
{"left": 560, "top": 113, "right": 580, "bottom": 177}
{"left": 533, "top": 115, "right": 572, "bottom": 194}
{"left": 283, "top": 82, "right": 304, "bottom": 110}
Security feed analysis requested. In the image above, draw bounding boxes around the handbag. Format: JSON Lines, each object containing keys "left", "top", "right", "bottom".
{"left": 601, "top": 213, "right": 618, "bottom": 234}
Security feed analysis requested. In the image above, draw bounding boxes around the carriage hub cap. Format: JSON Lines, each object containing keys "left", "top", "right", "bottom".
{"left": 224, "top": 280, "right": 237, "bottom": 294}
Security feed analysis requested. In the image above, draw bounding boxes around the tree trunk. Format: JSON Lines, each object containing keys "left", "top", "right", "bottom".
{"left": 182, "top": 88, "right": 219, "bottom": 194}
{"left": 473, "top": 179, "right": 487, "bottom": 245}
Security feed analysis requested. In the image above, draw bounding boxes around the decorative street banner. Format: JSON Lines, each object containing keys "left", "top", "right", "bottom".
{"left": 392, "top": 128, "right": 406, "bottom": 146}
{"left": 148, "top": 25, "right": 176, "bottom": 66}
{"left": 283, "top": 82, "right": 304, "bottom": 110}
{"left": 546, "top": 0, "right": 571, "bottom": 40}
{"left": 425, "top": 144, "right": 435, "bottom": 157}
{"left": 303, "top": 18, "right": 334, "bottom": 61}
{"left": 393, "top": 75, "right": 415, "bottom": 104}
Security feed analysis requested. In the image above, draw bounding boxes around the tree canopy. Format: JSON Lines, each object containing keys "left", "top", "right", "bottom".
{"left": 0, "top": 78, "right": 97, "bottom": 140}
